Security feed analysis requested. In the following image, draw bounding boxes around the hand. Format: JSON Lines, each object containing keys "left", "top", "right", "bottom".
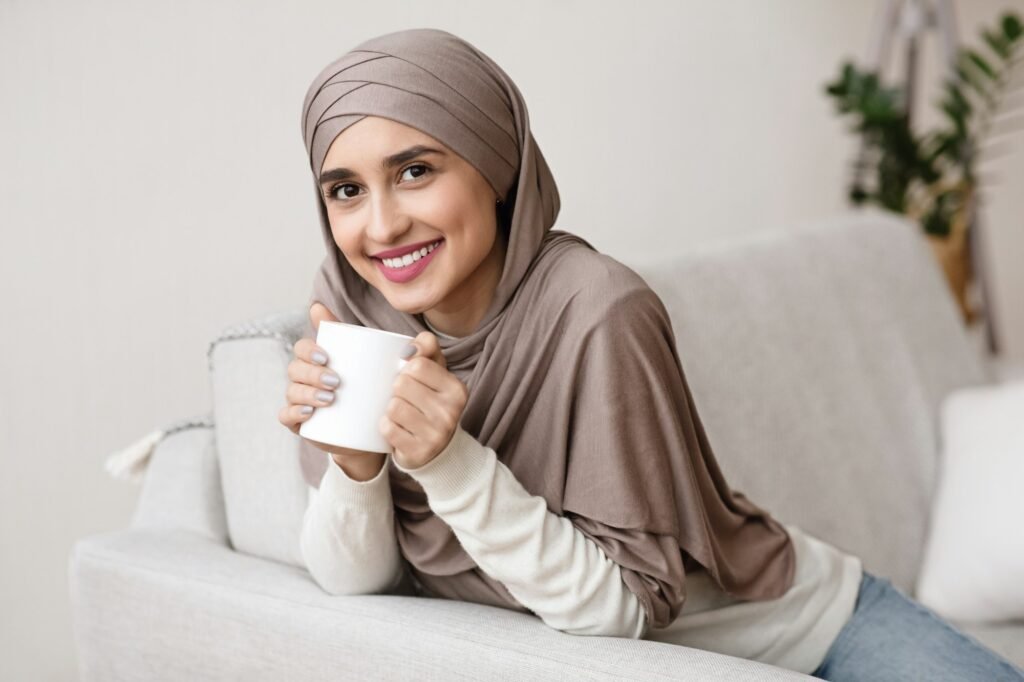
{"left": 381, "top": 331, "right": 469, "bottom": 470}
{"left": 277, "top": 303, "right": 351, "bottom": 457}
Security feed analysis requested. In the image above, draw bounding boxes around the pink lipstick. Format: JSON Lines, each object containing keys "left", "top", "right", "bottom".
{"left": 373, "top": 239, "right": 444, "bottom": 284}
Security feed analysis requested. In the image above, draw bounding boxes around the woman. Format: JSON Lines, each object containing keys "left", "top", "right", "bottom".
{"left": 278, "top": 27, "right": 1024, "bottom": 681}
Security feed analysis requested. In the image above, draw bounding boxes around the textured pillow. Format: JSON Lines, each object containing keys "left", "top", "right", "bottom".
{"left": 915, "top": 377, "right": 1024, "bottom": 622}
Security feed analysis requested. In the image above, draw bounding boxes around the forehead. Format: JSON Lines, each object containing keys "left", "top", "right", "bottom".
{"left": 324, "top": 116, "right": 446, "bottom": 165}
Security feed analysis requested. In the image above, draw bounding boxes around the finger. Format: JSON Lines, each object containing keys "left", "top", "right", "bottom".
{"left": 397, "top": 356, "right": 449, "bottom": 395}
{"left": 292, "top": 333, "right": 327, "bottom": 360}
{"left": 279, "top": 403, "right": 315, "bottom": 433}
{"left": 288, "top": 356, "right": 341, "bottom": 389}
{"left": 287, "top": 382, "right": 336, "bottom": 407}
{"left": 379, "top": 413, "right": 417, "bottom": 452}
{"left": 391, "top": 375, "right": 432, "bottom": 420}
{"left": 392, "top": 371, "right": 459, "bottom": 436}
{"left": 309, "top": 301, "right": 340, "bottom": 332}
{"left": 293, "top": 337, "right": 332, "bottom": 369}
{"left": 386, "top": 395, "right": 430, "bottom": 437}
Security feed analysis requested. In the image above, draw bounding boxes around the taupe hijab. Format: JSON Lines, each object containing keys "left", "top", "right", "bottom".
{"left": 298, "top": 28, "right": 795, "bottom": 629}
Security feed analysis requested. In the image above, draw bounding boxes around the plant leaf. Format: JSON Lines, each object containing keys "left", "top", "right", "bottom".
{"left": 967, "top": 49, "right": 997, "bottom": 81}
{"left": 955, "top": 61, "right": 996, "bottom": 107}
{"left": 946, "top": 81, "right": 972, "bottom": 117}
{"left": 941, "top": 99, "right": 967, "bottom": 138}
{"left": 1003, "top": 13, "right": 1023, "bottom": 42}
{"left": 983, "top": 29, "right": 1010, "bottom": 61}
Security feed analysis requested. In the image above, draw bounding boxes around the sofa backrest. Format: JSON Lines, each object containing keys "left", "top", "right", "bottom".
{"left": 208, "top": 210, "right": 989, "bottom": 591}
{"left": 631, "top": 211, "right": 989, "bottom": 592}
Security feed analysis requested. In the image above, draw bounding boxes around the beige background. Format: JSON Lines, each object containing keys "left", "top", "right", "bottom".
{"left": 1, "top": 0, "right": 1021, "bottom": 679}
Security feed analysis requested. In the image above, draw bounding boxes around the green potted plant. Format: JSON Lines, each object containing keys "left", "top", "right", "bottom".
{"left": 824, "top": 10, "right": 1022, "bottom": 325}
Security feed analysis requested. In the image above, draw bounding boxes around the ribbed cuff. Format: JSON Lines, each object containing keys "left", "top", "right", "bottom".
{"left": 391, "top": 425, "right": 492, "bottom": 501}
{"left": 319, "top": 452, "right": 393, "bottom": 509}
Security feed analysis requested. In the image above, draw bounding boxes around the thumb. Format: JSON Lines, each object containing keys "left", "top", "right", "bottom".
{"left": 406, "top": 331, "right": 447, "bottom": 370}
{"left": 309, "top": 301, "right": 340, "bottom": 333}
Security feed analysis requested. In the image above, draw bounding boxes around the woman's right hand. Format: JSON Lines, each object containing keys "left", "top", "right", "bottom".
{"left": 279, "top": 303, "right": 388, "bottom": 479}
{"left": 278, "top": 303, "right": 347, "bottom": 452}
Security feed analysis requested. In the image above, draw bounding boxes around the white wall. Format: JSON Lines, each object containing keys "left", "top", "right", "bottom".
{"left": 1, "top": 0, "right": 1021, "bottom": 678}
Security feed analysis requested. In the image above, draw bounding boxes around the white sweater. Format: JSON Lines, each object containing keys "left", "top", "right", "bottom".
{"left": 300, "top": 425, "right": 863, "bottom": 676}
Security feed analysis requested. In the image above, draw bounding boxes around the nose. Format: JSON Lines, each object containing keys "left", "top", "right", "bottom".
{"left": 366, "top": 191, "right": 411, "bottom": 245}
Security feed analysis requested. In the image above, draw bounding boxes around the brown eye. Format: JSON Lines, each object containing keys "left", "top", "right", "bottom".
{"left": 400, "top": 164, "right": 431, "bottom": 182}
{"left": 327, "top": 184, "right": 360, "bottom": 202}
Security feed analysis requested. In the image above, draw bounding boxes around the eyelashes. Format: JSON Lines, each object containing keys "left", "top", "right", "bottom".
{"left": 325, "top": 163, "right": 433, "bottom": 203}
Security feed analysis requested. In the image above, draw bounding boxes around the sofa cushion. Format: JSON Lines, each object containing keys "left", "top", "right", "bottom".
{"left": 916, "top": 378, "right": 1024, "bottom": 622}
{"left": 131, "top": 422, "right": 227, "bottom": 544}
{"left": 208, "top": 310, "right": 309, "bottom": 567}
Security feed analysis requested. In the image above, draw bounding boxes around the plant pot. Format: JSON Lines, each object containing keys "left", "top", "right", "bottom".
{"left": 926, "top": 225, "right": 976, "bottom": 325}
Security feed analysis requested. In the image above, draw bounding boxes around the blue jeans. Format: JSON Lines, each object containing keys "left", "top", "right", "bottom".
{"left": 811, "top": 571, "right": 1024, "bottom": 681}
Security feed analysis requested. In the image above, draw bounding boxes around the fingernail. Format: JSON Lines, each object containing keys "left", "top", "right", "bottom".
{"left": 321, "top": 373, "right": 340, "bottom": 387}
{"left": 400, "top": 344, "right": 417, "bottom": 359}
{"left": 315, "top": 390, "right": 334, "bottom": 403}
{"left": 311, "top": 350, "right": 328, "bottom": 365}
{"left": 300, "top": 405, "right": 313, "bottom": 415}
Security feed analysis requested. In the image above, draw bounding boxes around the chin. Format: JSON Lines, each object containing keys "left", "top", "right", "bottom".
{"left": 381, "top": 288, "right": 439, "bottom": 316}
{"left": 356, "top": 259, "right": 446, "bottom": 315}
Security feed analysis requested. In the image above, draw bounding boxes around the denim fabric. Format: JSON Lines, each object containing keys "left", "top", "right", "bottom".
{"left": 812, "top": 571, "right": 1024, "bottom": 681}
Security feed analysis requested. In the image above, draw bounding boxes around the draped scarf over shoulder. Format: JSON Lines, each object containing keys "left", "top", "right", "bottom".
{"left": 298, "top": 28, "right": 795, "bottom": 628}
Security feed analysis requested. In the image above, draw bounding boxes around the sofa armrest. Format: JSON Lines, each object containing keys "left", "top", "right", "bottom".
{"left": 130, "top": 422, "right": 228, "bottom": 545}
{"left": 70, "top": 527, "right": 814, "bottom": 681}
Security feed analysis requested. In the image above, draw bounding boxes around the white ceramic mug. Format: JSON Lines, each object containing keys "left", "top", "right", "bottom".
{"left": 299, "top": 321, "right": 414, "bottom": 453}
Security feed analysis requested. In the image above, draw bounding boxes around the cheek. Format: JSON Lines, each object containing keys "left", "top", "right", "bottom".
{"left": 416, "top": 174, "right": 479, "bottom": 222}
{"left": 412, "top": 190, "right": 466, "bottom": 227}
{"left": 328, "top": 218, "right": 364, "bottom": 262}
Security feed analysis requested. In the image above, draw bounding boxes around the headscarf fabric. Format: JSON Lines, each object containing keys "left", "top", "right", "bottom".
{"left": 298, "top": 27, "right": 795, "bottom": 628}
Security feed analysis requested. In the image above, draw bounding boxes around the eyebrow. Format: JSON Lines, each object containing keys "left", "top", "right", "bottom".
{"left": 318, "top": 145, "right": 445, "bottom": 186}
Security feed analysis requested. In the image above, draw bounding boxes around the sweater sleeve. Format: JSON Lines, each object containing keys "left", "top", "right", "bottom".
{"left": 392, "top": 426, "right": 649, "bottom": 639}
{"left": 300, "top": 452, "right": 406, "bottom": 596}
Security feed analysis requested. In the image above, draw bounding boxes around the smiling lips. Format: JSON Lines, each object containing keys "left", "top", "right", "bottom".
{"left": 370, "top": 238, "right": 444, "bottom": 259}
{"left": 373, "top": 239, "right": 445, "bottom": 284}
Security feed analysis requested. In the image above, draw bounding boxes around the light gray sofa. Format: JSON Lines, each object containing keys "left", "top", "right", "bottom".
{"left": 69, "top": 211, "right": 1024, "bottom": 680}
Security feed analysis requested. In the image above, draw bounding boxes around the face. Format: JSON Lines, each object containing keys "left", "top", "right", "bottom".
{"left": 318, "top": 116, "right": 506, "bottom": 334}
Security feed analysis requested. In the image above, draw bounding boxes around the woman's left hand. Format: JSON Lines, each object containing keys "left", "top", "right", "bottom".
{"left": 381, "top": 331, "right": 469, "bottom": 470}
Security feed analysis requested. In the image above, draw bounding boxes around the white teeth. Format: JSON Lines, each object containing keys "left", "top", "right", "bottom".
{"left": 381, "top": 240, "right": 442, "bottom": 269}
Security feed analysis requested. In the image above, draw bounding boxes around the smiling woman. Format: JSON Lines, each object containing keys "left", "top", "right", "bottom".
{"left": 284, "top": 26, "right": 1024, "bottom": 682}
{"left": 316, "top": 116, "right": 507, "bottom": 337}
{"left": 292, "top": 20, "right": 804, "bottom": 652}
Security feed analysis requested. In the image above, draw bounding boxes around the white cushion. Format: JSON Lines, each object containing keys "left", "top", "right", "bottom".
{"left": 915, "top": 378, "right": 1024, "bottom": 622}
{"left": 210, "top": 317, "right": 310, "bottom": 568}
